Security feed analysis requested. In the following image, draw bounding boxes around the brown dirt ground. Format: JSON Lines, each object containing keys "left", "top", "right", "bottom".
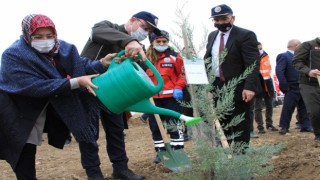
{"left": 1, "top": 105, "right": 320, "bottom": 180}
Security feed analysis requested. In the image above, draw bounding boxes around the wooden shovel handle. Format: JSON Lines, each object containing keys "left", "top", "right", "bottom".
{"left": 207, "top": 93, "right": 232, "bottom": 159}
{"left": 214, "top": 120, "right": 230, "bottom": 149}
{"left": 317, "top": 76, "right": 320, "bottom": 86}
{"left": 149, "top": 98, "right": 170, "bottom": 144}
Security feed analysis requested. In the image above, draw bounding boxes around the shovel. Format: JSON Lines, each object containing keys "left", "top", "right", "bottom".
{"left": 214, "top": 120, "right": 233, "bottom": 159}
{"left": 207, "top": 93, "right": 233, "bottom": 159}
{"left": 317, "top": 76, "right": 320, "bottom": 86}
{"left": 150, "top": 98, "right": 192, "bottom": 172}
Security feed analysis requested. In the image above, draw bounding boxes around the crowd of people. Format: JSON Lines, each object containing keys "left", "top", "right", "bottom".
{"left": 0, "top": 3, "right": 319, "bottom": 180}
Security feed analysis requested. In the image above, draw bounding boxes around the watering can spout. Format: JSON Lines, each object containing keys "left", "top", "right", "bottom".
{"left": 179, "top": 114, "right": 202, "bottom": 126}
{"left": 126, "top": 99, "right": 202, "bottom": 125}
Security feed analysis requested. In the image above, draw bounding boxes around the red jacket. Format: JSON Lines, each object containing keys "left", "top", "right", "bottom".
{"left": 146, "top": 51, "right": 186, "bottom": 99}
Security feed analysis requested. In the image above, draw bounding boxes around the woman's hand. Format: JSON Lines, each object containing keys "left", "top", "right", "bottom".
{"left": 76, "top": 74, "right": 99, "bottom": 96}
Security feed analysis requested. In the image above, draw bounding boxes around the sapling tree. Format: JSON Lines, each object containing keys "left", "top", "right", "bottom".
{"left": 165, "top": 2, "right": 284, "bottom": 179}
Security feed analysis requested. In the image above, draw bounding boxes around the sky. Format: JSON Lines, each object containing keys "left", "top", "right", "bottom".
{"left": 0, "top": 0, "right": 319, "bottom": 72}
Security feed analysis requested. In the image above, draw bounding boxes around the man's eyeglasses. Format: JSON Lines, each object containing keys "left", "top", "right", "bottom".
{"left": 137, "top": 19, "right": 154, "bottom": 32}
{"left": 31, "top": 34, "right": 56, "bottom": 40}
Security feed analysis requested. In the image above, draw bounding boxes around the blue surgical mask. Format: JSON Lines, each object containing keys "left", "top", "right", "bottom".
{"left": 31, "top": 39, "right": 55, "bottom": 53}
{"left": 130, "top": 27, "right": 149, "bottom": 41}
{"left": 154, "top": 45, "right": 168, "bottom": 52}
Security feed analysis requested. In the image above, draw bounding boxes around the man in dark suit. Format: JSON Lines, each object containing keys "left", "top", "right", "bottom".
{"left": 204, "top": 4, "right": 260, "bottom": 149}
{"left": 276, "top": 39, "right": 313, "bottom": 135}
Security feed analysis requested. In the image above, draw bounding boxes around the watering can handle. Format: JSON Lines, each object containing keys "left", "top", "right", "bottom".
{"left": 143, "top": 59, "right": 164, "bottom": 93}
{"left": 111, "top": 50, "right": 164, "bottom": 93}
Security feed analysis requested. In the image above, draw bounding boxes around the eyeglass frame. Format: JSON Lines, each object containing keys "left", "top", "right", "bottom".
{"left": 136, "top": 18, "right": 155, "bottom": 33}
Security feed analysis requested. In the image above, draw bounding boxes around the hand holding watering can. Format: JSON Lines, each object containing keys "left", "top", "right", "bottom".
{"left": 92, "top": 50, "right": 202, "bottom": 125}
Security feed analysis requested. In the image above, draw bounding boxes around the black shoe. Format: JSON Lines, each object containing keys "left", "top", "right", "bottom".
{"left": 112, "top": 169, "right": 144, "bottom": 180}
{"left": 258, "top": 129, "right": 266, "bottom": 134}
{"left": 279, "top": 128, "right": 289, "bottom": 135}
{"left": 153, "top": 155, "right": 161, "bottom": 164}
{"left": 250, "top": 131, "right": 259, "bottom": 138}
{"left": 267, "top": 125, "right": 278, "bottom": 131}
{"left": 139, "top": 114, "right": 148, "bottom": 124}
{"left": 300, "top": 128, "right": 313, "bottom": 132}
{"left": 64, "top": 139, "right": 71, "bottom": 145}
{"left": 88, "top": 173, "right": 104, "bottom": 180}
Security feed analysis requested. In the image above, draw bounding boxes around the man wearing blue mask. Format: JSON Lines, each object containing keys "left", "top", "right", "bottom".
{"left": 80, "top": 11, "right": 159, "bottom": 180}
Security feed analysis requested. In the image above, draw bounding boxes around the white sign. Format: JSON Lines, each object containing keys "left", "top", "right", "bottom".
{"left": 183, "top": 59, "right": 209, "bottom": 84}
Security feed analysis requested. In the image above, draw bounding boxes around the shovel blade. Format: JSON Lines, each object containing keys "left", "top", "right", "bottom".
{"left": 158, "top": 146, "right": 192, "bottom": 173}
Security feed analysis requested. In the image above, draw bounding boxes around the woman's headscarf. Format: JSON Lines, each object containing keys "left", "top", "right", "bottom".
{"left": 21, "top": 14, "right": 59, "bottom": 54}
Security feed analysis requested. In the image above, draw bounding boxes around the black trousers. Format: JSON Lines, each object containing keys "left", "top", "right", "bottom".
{"left": 147, "top": 98, "right": 184, "bottom": 151}
{"left": 299, "top": 84, "right": 320, "bottom": 136}
{"left": 222, "top": 100, "right": 251, "bottom": 145}
{"left": 14, "top": 143, "right": 37, "bottom": 180}
{"left": 254, "top": 94, "right": 274, "bottom": 130}
{"left": 181, "top": 87, "right": 193, "bottom": 116}
{"left": 213, "top": 78, "right": 251, "bottom": 146}
{"left": 78, "top": 110, "right": 129, "bottom": 177}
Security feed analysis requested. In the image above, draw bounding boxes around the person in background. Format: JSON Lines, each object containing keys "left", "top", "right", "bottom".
{"left": 80, "top": 11, "right": 160, "bottom": 180}
{"left": 0, "top": 14, "right": 117, "bottom": 180}
{"left": 292, "top": 37, "right": 320, "bottom": 141}
{"left": 254, "top": 42, "right": 278, "bottom": 134}
{"left": 276, "top": 39, "right": 313, "bottom": 135}
{"left": 145, "top": 30, "right": 186, "bottom": 163}
{"left": 204, "top": 4, "right": 260, "bottom": 151}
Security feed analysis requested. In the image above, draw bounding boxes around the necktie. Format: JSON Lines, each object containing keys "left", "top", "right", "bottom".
{"left": 219, "top": 33, "right": 225, "bottom": 81}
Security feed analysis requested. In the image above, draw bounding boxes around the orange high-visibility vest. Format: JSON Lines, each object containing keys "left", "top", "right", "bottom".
{"left": 259, "top": 54, "right": 272, "bottom": 80}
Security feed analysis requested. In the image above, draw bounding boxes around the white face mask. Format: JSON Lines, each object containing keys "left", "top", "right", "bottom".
{"left": 154, "top": 45, "right": 169, "bottom": 52}
{"left": 259, "top": 49, "right": 264, "bottom": 55}
{"left": 31, "top": 39, "right": 55, "bottom": 53}
{"left": 130, "top": 26, "right": 149, "bottom": 41}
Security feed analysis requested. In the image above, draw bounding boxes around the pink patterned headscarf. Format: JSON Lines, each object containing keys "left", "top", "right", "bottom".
{"left": 21, "top": 14, "right": 59, "bottom": 54}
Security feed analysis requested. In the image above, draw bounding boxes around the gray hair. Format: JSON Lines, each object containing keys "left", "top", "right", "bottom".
{"left": 287, "top": 39, "right": 301, "bottom": 49}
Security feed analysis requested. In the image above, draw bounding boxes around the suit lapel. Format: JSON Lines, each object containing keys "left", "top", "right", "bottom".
{"left": 225, "top": 26, "right": 237, "bottom": 51}
{"left": 210, "top": 31, "right": 219, "bottom": 49}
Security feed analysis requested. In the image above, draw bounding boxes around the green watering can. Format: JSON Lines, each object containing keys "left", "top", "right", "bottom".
{"left": 92, "top": 50, "right": 202, "bottom": 125}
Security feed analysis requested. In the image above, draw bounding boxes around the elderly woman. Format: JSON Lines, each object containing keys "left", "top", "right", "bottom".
{"left": 0, "top": 14, "right": 116, "bottom": 179}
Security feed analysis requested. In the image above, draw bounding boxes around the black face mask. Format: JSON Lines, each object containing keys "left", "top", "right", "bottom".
{"left": 214, "top": 23, "right": 233, "bottom": 32}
